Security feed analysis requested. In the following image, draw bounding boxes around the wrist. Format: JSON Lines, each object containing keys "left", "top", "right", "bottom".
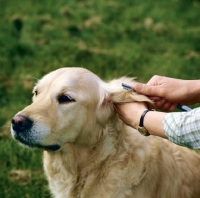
{"left": 143, "top": 111, "right": 167, "bottom": 138}
{"left": 132, "top": 108, "right": 148, "bottom": 129}
{"left": 137, "top": 109, "right": 154, "bottom": 136}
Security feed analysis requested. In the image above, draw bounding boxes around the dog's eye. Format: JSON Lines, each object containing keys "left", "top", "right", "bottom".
{"left": 58, "top": 94, "right": 75, "bottom": 103}
{"left": 33, "top": 90, "right": 38, "bottom": 96}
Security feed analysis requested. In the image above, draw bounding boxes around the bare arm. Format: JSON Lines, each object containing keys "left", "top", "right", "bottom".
{"left": 115, "top": 102, "right": 167, "bottom": 138}
{"left": 116, "top": 76, "right": 200, "bottom": 140}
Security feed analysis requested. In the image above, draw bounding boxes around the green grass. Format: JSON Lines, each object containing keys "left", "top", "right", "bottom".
{"left": 0, "top": 0, "right": 200, "bottom": 197}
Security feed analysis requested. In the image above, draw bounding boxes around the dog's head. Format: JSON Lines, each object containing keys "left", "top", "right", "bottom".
{"left": 11, "top": 67, "right": 153, "bottom": 151}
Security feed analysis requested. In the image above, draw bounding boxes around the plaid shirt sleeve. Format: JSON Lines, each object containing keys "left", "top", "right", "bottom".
{"left": 163, "top": 107, "right": 200, "bottom": 149}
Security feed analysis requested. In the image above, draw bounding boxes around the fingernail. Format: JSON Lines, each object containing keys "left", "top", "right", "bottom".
{"left": 134, "top": 83, "right": 144, "bottom": 92}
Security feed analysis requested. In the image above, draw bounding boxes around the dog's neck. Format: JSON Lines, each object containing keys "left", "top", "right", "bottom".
{"left": 75, "top": 116, "right": 126, "bottom": 170}
{"left": 44, "top": 115, "right": 127, "bottom": 173}
{"left": 43, "top": 114, "right": 149, "bottom": 198}
{"left": 43, "top": 115, "right": 147, "bottom": 180}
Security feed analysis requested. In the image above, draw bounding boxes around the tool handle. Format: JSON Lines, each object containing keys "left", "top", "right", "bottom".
{"left": 177, "top": 104, "right": 192, "bottom": 112}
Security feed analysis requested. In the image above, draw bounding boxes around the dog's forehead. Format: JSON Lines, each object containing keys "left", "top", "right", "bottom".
{"left": 36, "top": 67, "right": 102, "bottom": 92}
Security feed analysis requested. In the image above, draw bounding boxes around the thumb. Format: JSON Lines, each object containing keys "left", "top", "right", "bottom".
{"left": 134, "top": 83, "right": 158, "bottom": 96}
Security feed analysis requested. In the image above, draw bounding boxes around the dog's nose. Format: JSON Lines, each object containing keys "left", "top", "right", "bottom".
{"left": 11, "top": 115, "right": 33, "bottom": 132}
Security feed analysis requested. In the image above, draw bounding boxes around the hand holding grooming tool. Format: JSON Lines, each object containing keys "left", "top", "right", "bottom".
{"left": 122, "top": 83, "right": 192, "bottom": 112}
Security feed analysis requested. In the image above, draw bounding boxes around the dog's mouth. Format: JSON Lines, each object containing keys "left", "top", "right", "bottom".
{"left": 11, "top": 115, "right": 61, "bottom": 152}
{"left": 15, "top": 134, "right": 60, "bottom": 151}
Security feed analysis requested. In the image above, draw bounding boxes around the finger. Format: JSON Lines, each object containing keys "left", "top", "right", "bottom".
{"left": 154, "top": 99, "right": 166, "bottom": 109}
{"left": 155, "top": 100, "right": 177, "bottom": 112}
{"left": 167, "top": 103, "right": 178, "bottom": 112}
{"left": 148, "top": 96, "right": 162, "bottom": 101}
{"left": 161, "top": 101, "right": 176, "bottom": 112}
{"left": 134, "top": 83, "right": 160, "bottom": 97}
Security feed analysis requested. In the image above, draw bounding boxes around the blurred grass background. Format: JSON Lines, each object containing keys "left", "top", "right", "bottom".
{"left": 0, "top": 0, "right": 200, "bottom": 197}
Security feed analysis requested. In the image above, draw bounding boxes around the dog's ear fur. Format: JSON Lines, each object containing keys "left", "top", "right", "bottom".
{"left": 96, "top": 77, "right": 154, "bottom": 124}
{"left": 107, "top": 77, "right": 154, "bottom": 105}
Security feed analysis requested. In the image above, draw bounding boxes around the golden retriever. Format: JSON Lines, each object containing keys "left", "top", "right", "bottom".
{"left": 11, "top": 67, "right": 200, "bottom": 198}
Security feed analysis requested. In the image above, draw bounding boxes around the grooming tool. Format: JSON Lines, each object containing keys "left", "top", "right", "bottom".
{"left": 122, "top": 83, "right": 192, "bottom": 112}
{"left": 177, "top": 104, "right": 192, "bottom": 112}
{"left": 122, "top": 83, "right": 134, "bottom": 91}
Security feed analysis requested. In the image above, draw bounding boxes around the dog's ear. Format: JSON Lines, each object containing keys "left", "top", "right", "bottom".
{"left": 97, "top": 77, "right": 155, "bottom": 123}
{"left": 96, "top": 77, "right": 154, "bottom": 124}
{"left": 106, "top": 77, "right": 154, "bottom": 107}
{"left": 108, "top": 88, "right": 154, "bottom": 107}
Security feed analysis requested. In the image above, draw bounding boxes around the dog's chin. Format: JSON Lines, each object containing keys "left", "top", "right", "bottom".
{"left": 16, "top": 136, "right": 60, "bottom": 151}
{"left": 21, "top": 142, "right": 61, "bottom": 151}
{"left": 36, "top": 144, "right": 61, "bottom": 151}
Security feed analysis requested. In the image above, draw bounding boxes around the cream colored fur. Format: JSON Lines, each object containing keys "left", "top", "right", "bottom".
{"left": 12, "top": 68, "right": 200, "bottom": 198}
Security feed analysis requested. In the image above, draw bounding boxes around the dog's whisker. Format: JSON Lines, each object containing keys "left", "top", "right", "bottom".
{"left": 0, "top": 126, "right": 10, "bottom": 129}
{"left": 0, "top": 125, "right": 11, "bottom": 132}
{"left": 19, "top": 76, "right": 39, "bottom": 82}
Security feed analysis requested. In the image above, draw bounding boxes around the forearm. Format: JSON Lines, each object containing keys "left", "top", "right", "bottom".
{"left": 116, "top": 102, "right": 168, "bottom": 138}
{"left": 143, "top": 111, "right": 167, "bottom": 138}
{"left": 116, "top": 102, "right": 200, "bottom": 149}
{"left": 163, "top": 108, "right": 200, "bottom": 149}
{"left": 184, "top": 80, "right": 200, "bottom": 104}
{"left": 144, "top": 108, "right": 200, "bottom": 149}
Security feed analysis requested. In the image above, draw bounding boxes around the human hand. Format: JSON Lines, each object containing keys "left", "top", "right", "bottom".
{"left": 115, "top": 102, "right": 147, "bottom": 129}
{"left": 133, "top": 75, "right": 200, "bottom": 111}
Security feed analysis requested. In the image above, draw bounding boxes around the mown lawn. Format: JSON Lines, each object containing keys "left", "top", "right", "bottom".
{"left": 0, "top": 0, "right": 200, "bottom": 197}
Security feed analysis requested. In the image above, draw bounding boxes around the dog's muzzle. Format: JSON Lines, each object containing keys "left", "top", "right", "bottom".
{"left": 11, "top": 114, "right": 60, "bottom": 151}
